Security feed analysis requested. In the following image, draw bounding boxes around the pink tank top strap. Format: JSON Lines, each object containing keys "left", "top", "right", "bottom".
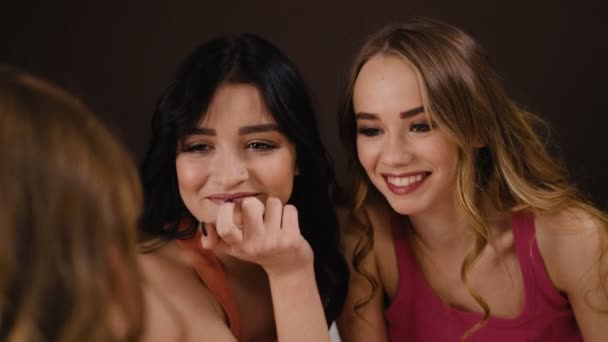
{"left": 176, "top": 227, "right": 243, "bottom": 341}
{"left": 386, "top": 216, "right": 420, "bottom": 312}
{"left": 510, "top": 211, "right": 568, "bottom": 306}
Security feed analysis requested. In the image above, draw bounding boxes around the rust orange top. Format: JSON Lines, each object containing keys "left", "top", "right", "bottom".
{"left": 176, "top": 227, "right": 243, "bottom": 341}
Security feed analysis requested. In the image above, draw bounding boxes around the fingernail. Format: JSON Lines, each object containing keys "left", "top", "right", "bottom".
{"left": 200, "top": 222, "right": 207, "bottom": 236}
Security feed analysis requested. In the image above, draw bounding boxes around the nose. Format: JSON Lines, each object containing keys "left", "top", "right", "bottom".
{"left": 380, "top": 132, "right": 414, "bottom": 167}
{"left": 212, "top": 148, "right": 249, "bottom": 188}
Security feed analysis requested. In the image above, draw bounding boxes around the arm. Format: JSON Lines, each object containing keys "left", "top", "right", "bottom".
{"left": 536, "top": 208, "right": 608, "bottom": 342}
{"left": 203, "top": 197, "right": 329, "bottom": 342}
{"left": 267, "top": 262, "right": 329, "bottom": 342}
{"left": 336, "top": 209, "right": 389, "bottom": 342}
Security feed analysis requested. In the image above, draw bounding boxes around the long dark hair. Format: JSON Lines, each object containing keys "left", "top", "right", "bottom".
{"left": 140, "top": 33, "right": 348, "bottom": 323}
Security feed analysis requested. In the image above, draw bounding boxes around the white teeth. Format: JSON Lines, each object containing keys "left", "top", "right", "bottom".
{"left": 387, "top": 174, "right": 424, "bottom": 187}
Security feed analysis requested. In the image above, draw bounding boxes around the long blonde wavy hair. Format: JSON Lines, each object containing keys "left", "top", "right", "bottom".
{"left": 0, "top": 66, "right": 144, "bottom": 341}
{"left": 338, "top": 18, "right": 608, "bottom": 338}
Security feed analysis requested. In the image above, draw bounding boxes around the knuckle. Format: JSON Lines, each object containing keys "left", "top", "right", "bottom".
{"left": 243, "top": 197, "right": 263, "bottom": 211}
{"left": 219, "top": 201, "right": 233, "bottom": 213}
{"left": 243, "top": 244, "right": 262, "bottom": 258}
{"left": 216, "top": 226, "right": 229, "bottom": 238}
{"left": 266, "top": 197, "right": 282, "bottom": 208}
{"left": 283, "top": 204, "right": 297, "bottom": 215}
{"left": 216, "top": 224, "right": 233, "bottom": 239}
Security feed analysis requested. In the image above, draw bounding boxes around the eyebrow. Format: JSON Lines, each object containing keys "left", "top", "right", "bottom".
{"left": 184, "top": 127, "right": 216, "bottom": 136}
{"left": 238, "top": 123, "right": 280, "bottom": 135}
{"left": 355, "top": 106, "right": 425, "bottom": 120}
{"left": 400, "top": 106, "right": 425, "bottom": 118}
{"left": 184, "top": 123, "right": 280, "bottom": 136}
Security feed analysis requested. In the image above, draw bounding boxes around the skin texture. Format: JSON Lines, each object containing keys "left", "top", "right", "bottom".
{"left": 176, "top": 83, "right": 297, "bottom": 227}
{"left": 140, "top": 83, "right": 329, "bottom": 342}
{"left": 337, "top": 54, "right": 608, "bottom": 341}
{"left": 353, "top": 54, "right": 459, "bottom": 218}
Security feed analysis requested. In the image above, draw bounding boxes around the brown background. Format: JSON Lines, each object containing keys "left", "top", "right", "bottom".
{"left": 1, "top": 0, "right": 607, "bottom": 208}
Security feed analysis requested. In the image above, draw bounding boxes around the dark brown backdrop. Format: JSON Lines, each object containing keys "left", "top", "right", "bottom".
{"left": 2, "top": 0, "right": 606, "bottom": 208}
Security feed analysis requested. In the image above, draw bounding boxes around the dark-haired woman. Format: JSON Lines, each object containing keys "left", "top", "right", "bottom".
{"left": 137, "top": 34, "right": 348, "bottom": 342}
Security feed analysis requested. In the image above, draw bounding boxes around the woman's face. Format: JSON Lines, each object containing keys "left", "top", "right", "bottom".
{"left": 176, "top": 83, "right": 297, "bottom": 225}
{"left": 353, "top": 54, "right": 459, "bottom": 216}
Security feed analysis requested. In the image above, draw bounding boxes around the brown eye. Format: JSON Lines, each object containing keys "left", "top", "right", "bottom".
{"left": 183, "top": 143, "right": 212, "bottom": 153}
{"left": 247, "top": 141, "right": 277, "bottom": 150}
{"left": 357, "top": 127, "right": 383, "bottom": 137}
{"left": 410, "top": 122, "right": 432, "bottom": 132}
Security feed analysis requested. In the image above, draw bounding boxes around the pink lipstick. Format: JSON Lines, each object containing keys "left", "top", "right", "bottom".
{"left": 382, "top": 172, "right": 429, "bottom": 195}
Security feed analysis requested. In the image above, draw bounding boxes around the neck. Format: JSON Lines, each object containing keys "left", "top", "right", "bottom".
{"left": 407, "top": 203, "right": 474, "bottom": 255}
{"left": 406, "top": 200, "right": 508, "bottom": 257}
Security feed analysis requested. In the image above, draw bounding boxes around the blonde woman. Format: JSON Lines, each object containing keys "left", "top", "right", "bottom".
{"left": 0, "top": 66, "right": 144, "bottom": 342}
{"left": 337, "top": 18, "right": 607, "bottom": 341}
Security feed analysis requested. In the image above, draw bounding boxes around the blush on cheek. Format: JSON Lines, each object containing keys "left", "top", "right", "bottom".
{"left": 253, "top": 156, "right": 296, "bottom": 202}
{"left": 177, "top": 166, "right": 202, "bottom": 187}
{"left": 356, "top": 144, "right": 372, "bottom": 167}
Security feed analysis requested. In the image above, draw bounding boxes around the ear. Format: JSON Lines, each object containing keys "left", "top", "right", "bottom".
{"left": 294, "top": 164, "right": 300, "bottom": 176}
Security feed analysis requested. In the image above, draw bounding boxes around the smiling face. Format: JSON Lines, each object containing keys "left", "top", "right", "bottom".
{"left": 175, "top": 83, "right": 297, "bottom": 225}
{"left": 353, "top": 53, "right": 460, "bottom": 216}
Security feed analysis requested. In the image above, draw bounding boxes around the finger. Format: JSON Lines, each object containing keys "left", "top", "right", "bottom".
{"left": 281, "top": 204, "right": 300, "bottom": 235}
{"left": 216, "top": 202, "right": 243, "bottom": 246}
{"left": 200, "top": 222, "right": 235, "bottom": 255}
{"left": 241, "top": 196, "right": 265, "bottom": 241}
{"left": 200, "top": 221, "right": 222, "bottom": 250}
{"left": 263, "top": 197, "right": 283, "bottom": 233}
{"left": 231, "top": 200, "right": 243, "bottom": 228}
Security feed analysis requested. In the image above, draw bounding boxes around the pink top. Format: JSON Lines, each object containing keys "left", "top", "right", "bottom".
{"left": 384, "top": 212, "right": 583, "bottom": 341}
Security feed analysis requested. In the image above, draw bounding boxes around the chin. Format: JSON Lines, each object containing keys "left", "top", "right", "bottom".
{"left": 384, "top": 197, "right": 424, "bottom": 216}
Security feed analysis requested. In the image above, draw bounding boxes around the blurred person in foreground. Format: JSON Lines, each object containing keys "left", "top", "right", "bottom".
{"left": 0, "top": 66, "right": 144, "bottom": 342}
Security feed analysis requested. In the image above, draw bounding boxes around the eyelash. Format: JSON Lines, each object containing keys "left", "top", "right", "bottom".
{"left": 410, "top": 122, "right": 432, "bottom": 132}
{"left": 357, "top": 127, "right": 382, "bottom": 137}
{"left": 182, "top": 143, "right": 212, "bottom": 153}
{"left": 357, "top": 121, "right": 433, "bottom": 136}
{"left": 181, "top": 141, "right": 278, "bottom": 153}
{"left": 247, "top": 141, "right": 278, "bottom": 151}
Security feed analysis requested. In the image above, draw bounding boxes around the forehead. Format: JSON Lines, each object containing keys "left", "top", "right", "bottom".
{"left": 199, "top": 82, "right": 275, "bottom": 127}
{"left": 353, "top": 54, "right": 423, "bottom": 114}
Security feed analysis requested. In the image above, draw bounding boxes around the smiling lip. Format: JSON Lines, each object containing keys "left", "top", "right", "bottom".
{"left": 381, "top": 171, "right": 430, "bottom": 195}
{"left": 207, "top": 192, "right": 261, "bottom": 204}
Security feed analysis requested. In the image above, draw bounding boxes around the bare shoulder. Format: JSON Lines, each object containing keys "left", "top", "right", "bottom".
{"left": 535, "top": 206, "right": 607, "bottom": 292}
{"left": 138, "top": 242, "right": 234, "bottom": 342}
{"left": 535, "top": 206, "right": 603, "bottom": 234}
{"left": 535, "top": 207, "right": 608, "bottom": 340}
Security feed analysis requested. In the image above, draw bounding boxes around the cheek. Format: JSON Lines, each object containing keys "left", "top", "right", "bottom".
{"left": 251, "top": 151, "right": 296, "bottom": 202}
{"left": 175, "top": 157, "right": 208, "bottom": 193}
{"left": 356, "top": 139, "right": 377, "bottom": 174}
{"left": 426, "top": 138, "right": 459, "bottom": 175}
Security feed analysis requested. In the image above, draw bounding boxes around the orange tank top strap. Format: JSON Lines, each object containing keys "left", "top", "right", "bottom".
{"left": 175, "top": 221, "right": 243, "bottom": 341}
